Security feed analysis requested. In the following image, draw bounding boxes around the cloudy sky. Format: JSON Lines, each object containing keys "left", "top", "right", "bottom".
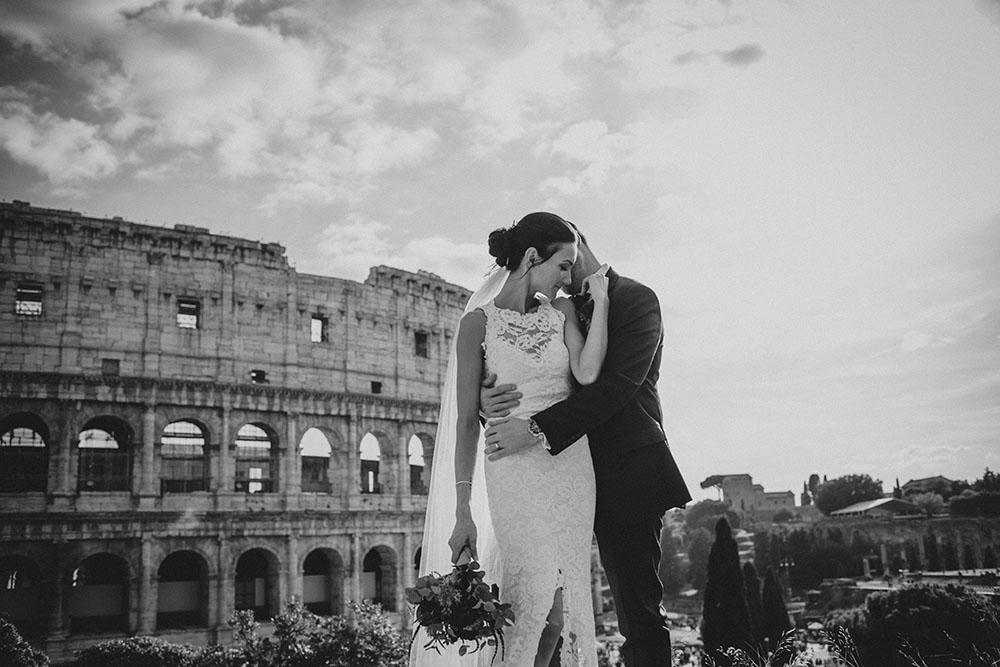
{"left": 2, "top": 0, "right": 999, "bottom": 502}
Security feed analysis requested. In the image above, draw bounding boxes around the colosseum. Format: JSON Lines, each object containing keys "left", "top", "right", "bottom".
{"left": 0, "top": 200, "right": 472, "bottom": 662}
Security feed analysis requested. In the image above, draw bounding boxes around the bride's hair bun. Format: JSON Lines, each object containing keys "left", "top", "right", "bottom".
{"left": 487, "top": 213, "right": 577, "bottom": 271}
{"left": 487, "top": 226, "right": 513, "bottom": 268}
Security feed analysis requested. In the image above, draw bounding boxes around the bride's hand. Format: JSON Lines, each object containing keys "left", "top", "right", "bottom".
{"left": 449, "top": 515, "right": 478, "bottom": 564}
{"left": 581, "top": 265, "right": 609, "bottom": 305}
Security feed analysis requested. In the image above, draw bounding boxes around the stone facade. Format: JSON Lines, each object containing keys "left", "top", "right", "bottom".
{"left": 703, "top": 474, "right": 796, "bottom": 524}
{"left": 0, "top": 201, "right": 471, "bottom": 662}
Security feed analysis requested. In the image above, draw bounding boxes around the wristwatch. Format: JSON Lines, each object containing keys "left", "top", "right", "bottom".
{"left": 528, "top": 419, "right": 551, "bottom": 451}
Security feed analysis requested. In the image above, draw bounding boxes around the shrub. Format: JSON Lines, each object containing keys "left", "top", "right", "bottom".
{"left": 823, "top": 583, "right": 1000, "bottom": 667}
{"left": 227, "top": 599, "right": 408, "bottom": 667}
{"left": 0, "top": 616, "right": 49, "bottom": 667}
{"left": 74, "top": 636, "right": 198, "bottom": 667}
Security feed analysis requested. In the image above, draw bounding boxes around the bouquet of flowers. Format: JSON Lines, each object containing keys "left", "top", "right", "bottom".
{"left": 406, "top": 560, "right": 515, "bottom": 663}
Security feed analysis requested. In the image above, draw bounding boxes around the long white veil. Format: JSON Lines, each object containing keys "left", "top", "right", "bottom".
{"left": 411, "top": 267, "right": 509, "bottom": 667}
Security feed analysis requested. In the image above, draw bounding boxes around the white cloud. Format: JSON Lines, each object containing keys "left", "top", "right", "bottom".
{"left": 313, "top": 214, "right": 487, "bottom": 288}
{"left": 0, "top": 96, "right": 118, "bottom": 183}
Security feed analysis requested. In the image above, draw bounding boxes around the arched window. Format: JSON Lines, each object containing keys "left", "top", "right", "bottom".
{"left": 359, "top": 433, "right": 381, "bottom": 494}
{"left": 78, "top": 418, "right": 133, "bottom": 492}
{"left": 302, "top": 549, "right": 344, "bottom": 616}
{"left": 235, "top": 424, "right": 277, "bottom": 493}
{"left": 160, "top": 421, "right": 208, "bottom": 493}
{"left": 0, "top": 555, "right": 45, "bottom": 638}
{"left": 362, "top": 546, "right": 396, "bottom": 611}
{"left": 0, "top": 413, "right": 49, "bottom": 493}
{"left": 299, "top": 428, "right": 332, "bottom": 493}
{"left": 157, "top": 551, "right": 208, "bottom": 629}
{"left": 69, "top": 553, "right": 128, "bottom": 634}
{"left": 408, "top": 435, "right": 427, "bottom": 495}
{"left": 235, "top": 549, "right": 277, "bottom": 621}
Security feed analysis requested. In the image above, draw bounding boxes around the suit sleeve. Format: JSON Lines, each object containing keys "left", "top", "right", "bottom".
{"left": 532, "top": 283, "right": 662, "bottom": 454}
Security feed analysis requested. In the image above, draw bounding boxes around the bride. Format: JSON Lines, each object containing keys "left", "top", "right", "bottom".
{"left": 414, "top": 212, "right": 609, "bottom": 667}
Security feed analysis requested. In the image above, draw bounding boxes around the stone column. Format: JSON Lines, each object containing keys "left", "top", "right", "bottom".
{"left": 51, "top": 402, "right": 76, "bottom": 505}
{"left": 916, "top": 534, "right": 926, "bottom": 570}
{"left": 217, "top": 537, "right": 231, "bottom": 628}
{"left": 217, "top": 405, "right": 231, "bottom": 498}
{"left": 285, "top": 535, "right": 300, "bottom": 603}
{"left": 138, "top": 536, "right": 155, "bottom": 633}
{"left": 346, "top": 414, "right": 359, "bottom": 503}
{"left": 396, "top": 422, "right": 410, "bottom": 500}
{"left": 48, "top": 546, "right": 67, "bottom": 638}
{"left": 285, "top": 413, "right": 301, "bottom": 497}
{"left": 401, "top": 531, "right": 414, "bottom": 630}
{"left": 879, "top": 543, "right": 889, "bottom": 575}
{"left": 139, "top": 404, "right": 157, "bottom": 500}
{"left": 351, "top": 533, "right": 362, "bottom": 604}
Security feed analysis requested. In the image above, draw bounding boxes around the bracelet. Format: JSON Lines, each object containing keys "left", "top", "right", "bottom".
{"left": 455, "top": 480, "right": 473, "bottom": 487}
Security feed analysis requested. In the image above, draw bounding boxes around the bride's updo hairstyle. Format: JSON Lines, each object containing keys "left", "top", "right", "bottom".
{"left": 488, "top": 212, "right": 577, "bottom": 270}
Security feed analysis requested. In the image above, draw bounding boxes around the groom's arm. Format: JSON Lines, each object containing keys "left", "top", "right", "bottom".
{"left": 533, "top": 282, "right": 662, "bottom": 454}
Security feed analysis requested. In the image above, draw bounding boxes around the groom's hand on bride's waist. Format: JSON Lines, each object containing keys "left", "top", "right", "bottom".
{"left": 485, "top": 417, "right": 536, "bottom": 461}
{"left": 480, "top": 373, "right": 521, "bottom": 419}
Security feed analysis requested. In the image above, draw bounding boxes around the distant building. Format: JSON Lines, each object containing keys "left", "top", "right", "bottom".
{"left": 902, "top": 476, "right": 953, "bottom": 496}
{"left": 733, "top": 528, "right": 755, "bottom": 563}
{"left": 829, "top": 497, "right": 922, "bottom": 518}
{"left": 700, "top": 474, "right": 795, "bottom": 523}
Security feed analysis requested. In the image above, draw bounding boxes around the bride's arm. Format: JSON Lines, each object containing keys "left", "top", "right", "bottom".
{"left": 555, "top": 273, "right": 609, "bottom": 385}
{"left": 448, "top": 310, "right": 486, "bottom": 563}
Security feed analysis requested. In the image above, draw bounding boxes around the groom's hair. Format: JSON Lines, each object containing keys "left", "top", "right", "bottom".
{"left": 562, "top": 218, "right": 588, "bottom": 246}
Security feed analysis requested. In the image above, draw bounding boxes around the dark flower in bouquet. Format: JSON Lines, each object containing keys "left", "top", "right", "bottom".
{"left": 406, "top": 560, "right": 515, "bottom": 663}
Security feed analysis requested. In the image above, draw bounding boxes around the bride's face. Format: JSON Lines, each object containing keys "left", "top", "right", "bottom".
{"left": 529, "top": 242, "right": 577, "bottom": 300}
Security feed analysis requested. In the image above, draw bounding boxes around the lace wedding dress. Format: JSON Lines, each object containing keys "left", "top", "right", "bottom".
{"left": 480, "top": 298, "right": 597, "bottom": 667}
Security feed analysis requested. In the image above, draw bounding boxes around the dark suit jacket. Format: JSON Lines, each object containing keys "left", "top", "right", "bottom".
{"left": 533, "top": 268, "right": 692, "bottom": 521}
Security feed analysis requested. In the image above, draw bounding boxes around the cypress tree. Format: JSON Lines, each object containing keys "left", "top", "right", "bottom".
{"left": 761, "top": 566, "right": 792, "bottom": 656}
{"left": 742, "top": 561, "right": 766, "bottom": 654}
{"left": 701, "top": 517, "right": 753, "bottom": 663}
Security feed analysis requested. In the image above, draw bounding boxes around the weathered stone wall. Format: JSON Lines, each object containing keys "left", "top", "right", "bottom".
{"left": 0, "top": 200, "right": 471, "bottom": 662}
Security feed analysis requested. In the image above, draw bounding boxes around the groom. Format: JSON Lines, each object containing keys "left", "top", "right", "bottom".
{"left": 481, "top": 217, "right": 692, "bottom": 667}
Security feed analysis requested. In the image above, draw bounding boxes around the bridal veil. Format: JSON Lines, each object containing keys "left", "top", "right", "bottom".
{"left": 410, "top": 266, "right": 508, "bottom": 667}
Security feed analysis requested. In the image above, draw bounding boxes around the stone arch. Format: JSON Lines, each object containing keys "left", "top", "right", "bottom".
{"left": 299, "top": 427, "right": 333, "bottom": 493}
{"left": 0, "top": 554, "right": 46, "bottom": 638}
{"left": 407, "top": 431, "right": 434, "bottom": 496}
{"left": 362, "top": 545, "right": 397, "bottom": 611}
{"left": 77, "top": 416, "right": 134, "bottom": 493}
{"left": 0, "top": 411, "right": 50, "bottom": 493}
{"left": 359, "top": 431, "right": 389, "bottom": 494}
{"left": 157, "top": 550, "right": 209, "bottom": 629}
{"left": 301, "top": 548, "right": 345, "bottom": 616}
{"left": 68, "top": 552, "right": 130, "bottom": 634}
{"left": 160, "top": 419, "right": 210, "bottom": 494}
{"left": 234, "top": 547, "right": 280, "bottom": 620}
{"left": 234, "top": 422, "right": 279, "bottom": 493}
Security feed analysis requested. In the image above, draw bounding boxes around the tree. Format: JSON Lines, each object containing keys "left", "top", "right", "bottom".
{"left": 742, "top": 561, "right": 766, "bottom": 653}
{"left": 771, "top": 509, "right": 794, "bottom": 523}
{"left": 973, "top": 468, "right": 1000, "bottom": 492}
{"left": 684, "top": 499, "right": 741, "bottom": 533}
{"left": 909, "top": 491, "right": 944, "bottom": 517}
{"left": 808, "top": 473, "right": 820, "bottom": 499}
{"left": 0, "top": 616, "right": 49, "bottom": 667}
{"left": 658, "top": 528, "right": 684, "bottom": 596}
{"left": 686, "top": 526, "right": 713, "bottom": 592}
{"left": 814, "top": 474, "right": 884, "bottom": 515}
{"left": 761, "top": 567, "right": 792, "bottom": 657}
{"left": 701, "top": 518, "right": 753, "bottom": 663}
{"left": 800, "top": 481, "right": 811, "bottom": 506}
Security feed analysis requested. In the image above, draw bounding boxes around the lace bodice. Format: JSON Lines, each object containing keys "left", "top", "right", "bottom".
{"left": 481, "top": 298, "right": 573, "bottom": 422}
